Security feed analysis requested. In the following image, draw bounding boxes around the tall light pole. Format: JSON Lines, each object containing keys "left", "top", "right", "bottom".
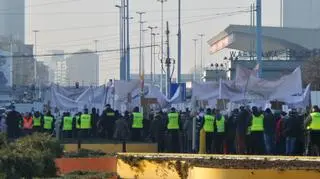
{"left": 177, "top": 0, "right": 182, "bottom": 83}
{"left": 33, "top": 30, "right": 39, "bottom": 99}
{"left": 33, "top": 30, "right": 39, "bottom": 83}
{"left": 152, "top": 32, "right": 159, "bottom": 85}
{"left": 137, "top": 12, "right": 145, "bottom": 83}
{"left": 116, "top": 5, "right": 125, "bottom": 80}
{"left": 126, "top": 0, "right": 131, "bottom": 81}
{"left": 94, "top": 40, "right": 99, "bottom": 86}
{"left": 157, "top": 0, "right": 167, "bottom": 93}
{"left": 198, "top": 34, "right": 205, "bottom": 74}
{"left": 148, "top": 26, "right": 157, "bottom": 84}
{"left": 256, "top": 0, "right": 262, "bottom": 77}
{"left": 192, "top": 39, "right": 198, "bottom": 82}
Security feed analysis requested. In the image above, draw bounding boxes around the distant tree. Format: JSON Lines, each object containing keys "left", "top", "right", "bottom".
{"left": 302, "top": 56, "right": 320, "bottom": 90}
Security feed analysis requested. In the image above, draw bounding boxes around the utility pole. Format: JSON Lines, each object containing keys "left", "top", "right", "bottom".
{"left": 256, "top": 0, "right": 262, "bottom": 77}
{"left": 148, "top": 26, "right": 157, "bottom": 84}
{"left": 33, "top": 30, "right": 39, "bottom": 99}
{"left": 152, "top": 32, "right": 159, "bottom": 85}
{"left": 192, "top": 39, "right": 198, "bottom": 82}
{"left": 122, "top": 0, "right": 127, "bottom": 81}
{"left": 157, "top": 0, "right": 167, "bottom": 93}
{"left": 198, "top": 34, "right": 205, "bottom": 75}
{"left": 165, "top": 21, "right": 172, "bottom": 99}
{"left": 137, "top": 12, "right": 146, "bottom": 78}
{"left": 94, "top": 40, "right": 99, "bottom": 86}
{"left": 126, "top": 0, "right": 131, "bottom": 81}
{"left": 116, "top": 4, "right": 125, "bottom": 80}
{"left": 177, "top": 0, "right": 182, "bottom": 83}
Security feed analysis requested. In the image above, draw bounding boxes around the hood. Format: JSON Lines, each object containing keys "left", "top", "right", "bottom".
{"left": 252, "top": 111, "right": 261, "bottom": 117}
{"left": 216, "top": 114, "right": 222, "bottom": 120}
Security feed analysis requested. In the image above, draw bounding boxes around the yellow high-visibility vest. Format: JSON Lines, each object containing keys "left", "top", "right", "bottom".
{"left": 132, "top": 112, "right": 143, "bottom": 128}
{"left": 167, "top": 113, "right": 179, "bottom": 129}
{"left": 43, "top": 116, "right": 53, "bottom": 130}
{"left": 80, "top": 114, "right": 91, "bottom": 129}
{"left": 203, "top": 115, "right": 214, "bottom": 132}
{"left": 107, "top": 112, "right": 115, "bottom": 116}
{"left": 216, "top": 116, "right": 225, "bottom": 133}
{"left": 33, "top": 116, "right": 41, "bottom": 127}
{"left": 63, "top": 116, "right": 73, "bottom": 131}
{"left": 308, "top": 112, "right": 320, "bottom": 130}
{"left": 251, "top": 114, "right": 264, "bottom": 132}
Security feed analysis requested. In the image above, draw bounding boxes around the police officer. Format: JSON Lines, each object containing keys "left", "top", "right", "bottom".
{"left": 43, "top": 110, "right": 55, "bottom": 134}
{"left": 249, "top": 106, "right": 265, "bottom": 155}
{"left": 130, "top": 107, "right": 143, "bottom": 141}
{"left": 61, "top": 112, "right": 73, "bottom": 139}
{"left": 167, "top": 107, "right": 181, "bottom": 153}
{"left": 214, "top": 109, "right": 226, "bottom": 154}
{"left": 33, "top": 111, "right": 42, "bottom": 132}
{"left": 100, "top": 104, "right": 116, "bottom": 139}
{"left": 202, "top": 108, "right": 214, "bottom": 154}
{"left": 305, "top": 105, "right": 320, "bottom": 156}
{"left": 79, "top": 108, "right": 92, "bottom": 139}
{"left": 73, "top": 112, "right": 82, "bottom": 138}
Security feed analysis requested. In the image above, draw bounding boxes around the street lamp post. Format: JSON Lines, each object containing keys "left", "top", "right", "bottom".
{"left": 94, "top": 40, "right": 99, "bottom": 86}
{"left": 152, "top": 33, "right": 159, "bottom": 85}
{"left": 198, "top": 34, "right": 205, "bottom": 75}
{"left": 115, "top": 5, "right": 125, "bottom": 80}
{"left": 192, "top": 39, "right": 198, "bottom": 82}
{"left": 157, "top": 0, "right": 167, "bottom": 93}
{"left": 33, "top": 30, "right": 39, "bottom": 99}
{"left": 148, "top": 26, "right": 157, "bottom": 84}
{"left": 137, "top": 12, "right": 146, "bottom": 78}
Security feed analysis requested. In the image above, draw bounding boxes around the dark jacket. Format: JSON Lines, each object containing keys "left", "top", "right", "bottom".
{"left": 263, "top": 110, "right": 276, "bottom": 135}
{"left": 237, "top": 109, "right": 251, "bottom": 135}
{"left": 113, "top": 119, "right": 130, "bottom": 140}
{"left": 284, "top": 111, "right": 302, "bottom": 138}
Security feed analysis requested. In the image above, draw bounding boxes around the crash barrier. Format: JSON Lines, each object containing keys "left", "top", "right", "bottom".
{"left": 116, "top": 153, "right": 320, "bottom": 179}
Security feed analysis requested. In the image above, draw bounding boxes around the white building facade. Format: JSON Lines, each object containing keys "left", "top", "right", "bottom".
{"left": 0, "top": 0, "right": 25, "bottom": 43}
{"left": 66, "top": 50, "right": 99, "bottom": 86}
{"left": 54, "top": 60, "right": 68, "bottom": 86}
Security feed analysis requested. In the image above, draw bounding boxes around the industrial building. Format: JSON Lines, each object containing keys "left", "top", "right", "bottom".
{"left": 206, "top": 0, "right": 320, "bottom": 82}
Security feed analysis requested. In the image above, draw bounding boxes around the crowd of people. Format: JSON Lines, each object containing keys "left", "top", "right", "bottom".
{"left": 1, "top": 103, "right": 320, "bottom": 156}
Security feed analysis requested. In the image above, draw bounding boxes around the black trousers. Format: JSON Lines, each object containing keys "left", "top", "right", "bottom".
{"left": 214, "top": 133, "right": 225, "bottom": 154}
{"left": 205, "top": 132, "right": 213, "bottom": 154}
{"left": 306, "top": 131, "right": 320, "bottom": 156}
{"left": 63, "top": 130, "right": 73, "bottom": 139}
{"left": 131, "top": 128, "right": 143, "bottom": 141}
{"left": 167, "top": 130, "right": 180, "bottom": 153}
{"left": 250, "top": 131, "right": 265, "bottom": 155}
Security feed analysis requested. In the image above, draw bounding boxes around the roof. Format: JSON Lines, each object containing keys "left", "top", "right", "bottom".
{"left": 208, "top": 25, "right": 320, "bottom": 53}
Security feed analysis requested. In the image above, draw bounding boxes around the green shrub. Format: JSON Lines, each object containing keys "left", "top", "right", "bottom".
{"left": 0, "top": 133, "right": 63, "bottom": 178}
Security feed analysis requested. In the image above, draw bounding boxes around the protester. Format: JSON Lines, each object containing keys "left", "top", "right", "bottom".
{"left": 283, "top": 109, "right": 300, "bottom": 155}
{"left": 263, "top": 108, "right": 276, "bottom": 155}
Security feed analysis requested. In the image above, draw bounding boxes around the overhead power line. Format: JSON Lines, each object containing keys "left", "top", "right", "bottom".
{"left": 0, "top": 0, "right": 82, "bottom": 12}
{"left": 32, "top": 8, "right": 250, "bottom": 33}
{"left": 1, "top": 44, "right": 159, "bottom": 58}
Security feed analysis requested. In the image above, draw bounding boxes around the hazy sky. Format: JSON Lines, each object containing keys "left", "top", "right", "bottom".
{"left": 26, "top": 0, "right": 281, "bottom": 83}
